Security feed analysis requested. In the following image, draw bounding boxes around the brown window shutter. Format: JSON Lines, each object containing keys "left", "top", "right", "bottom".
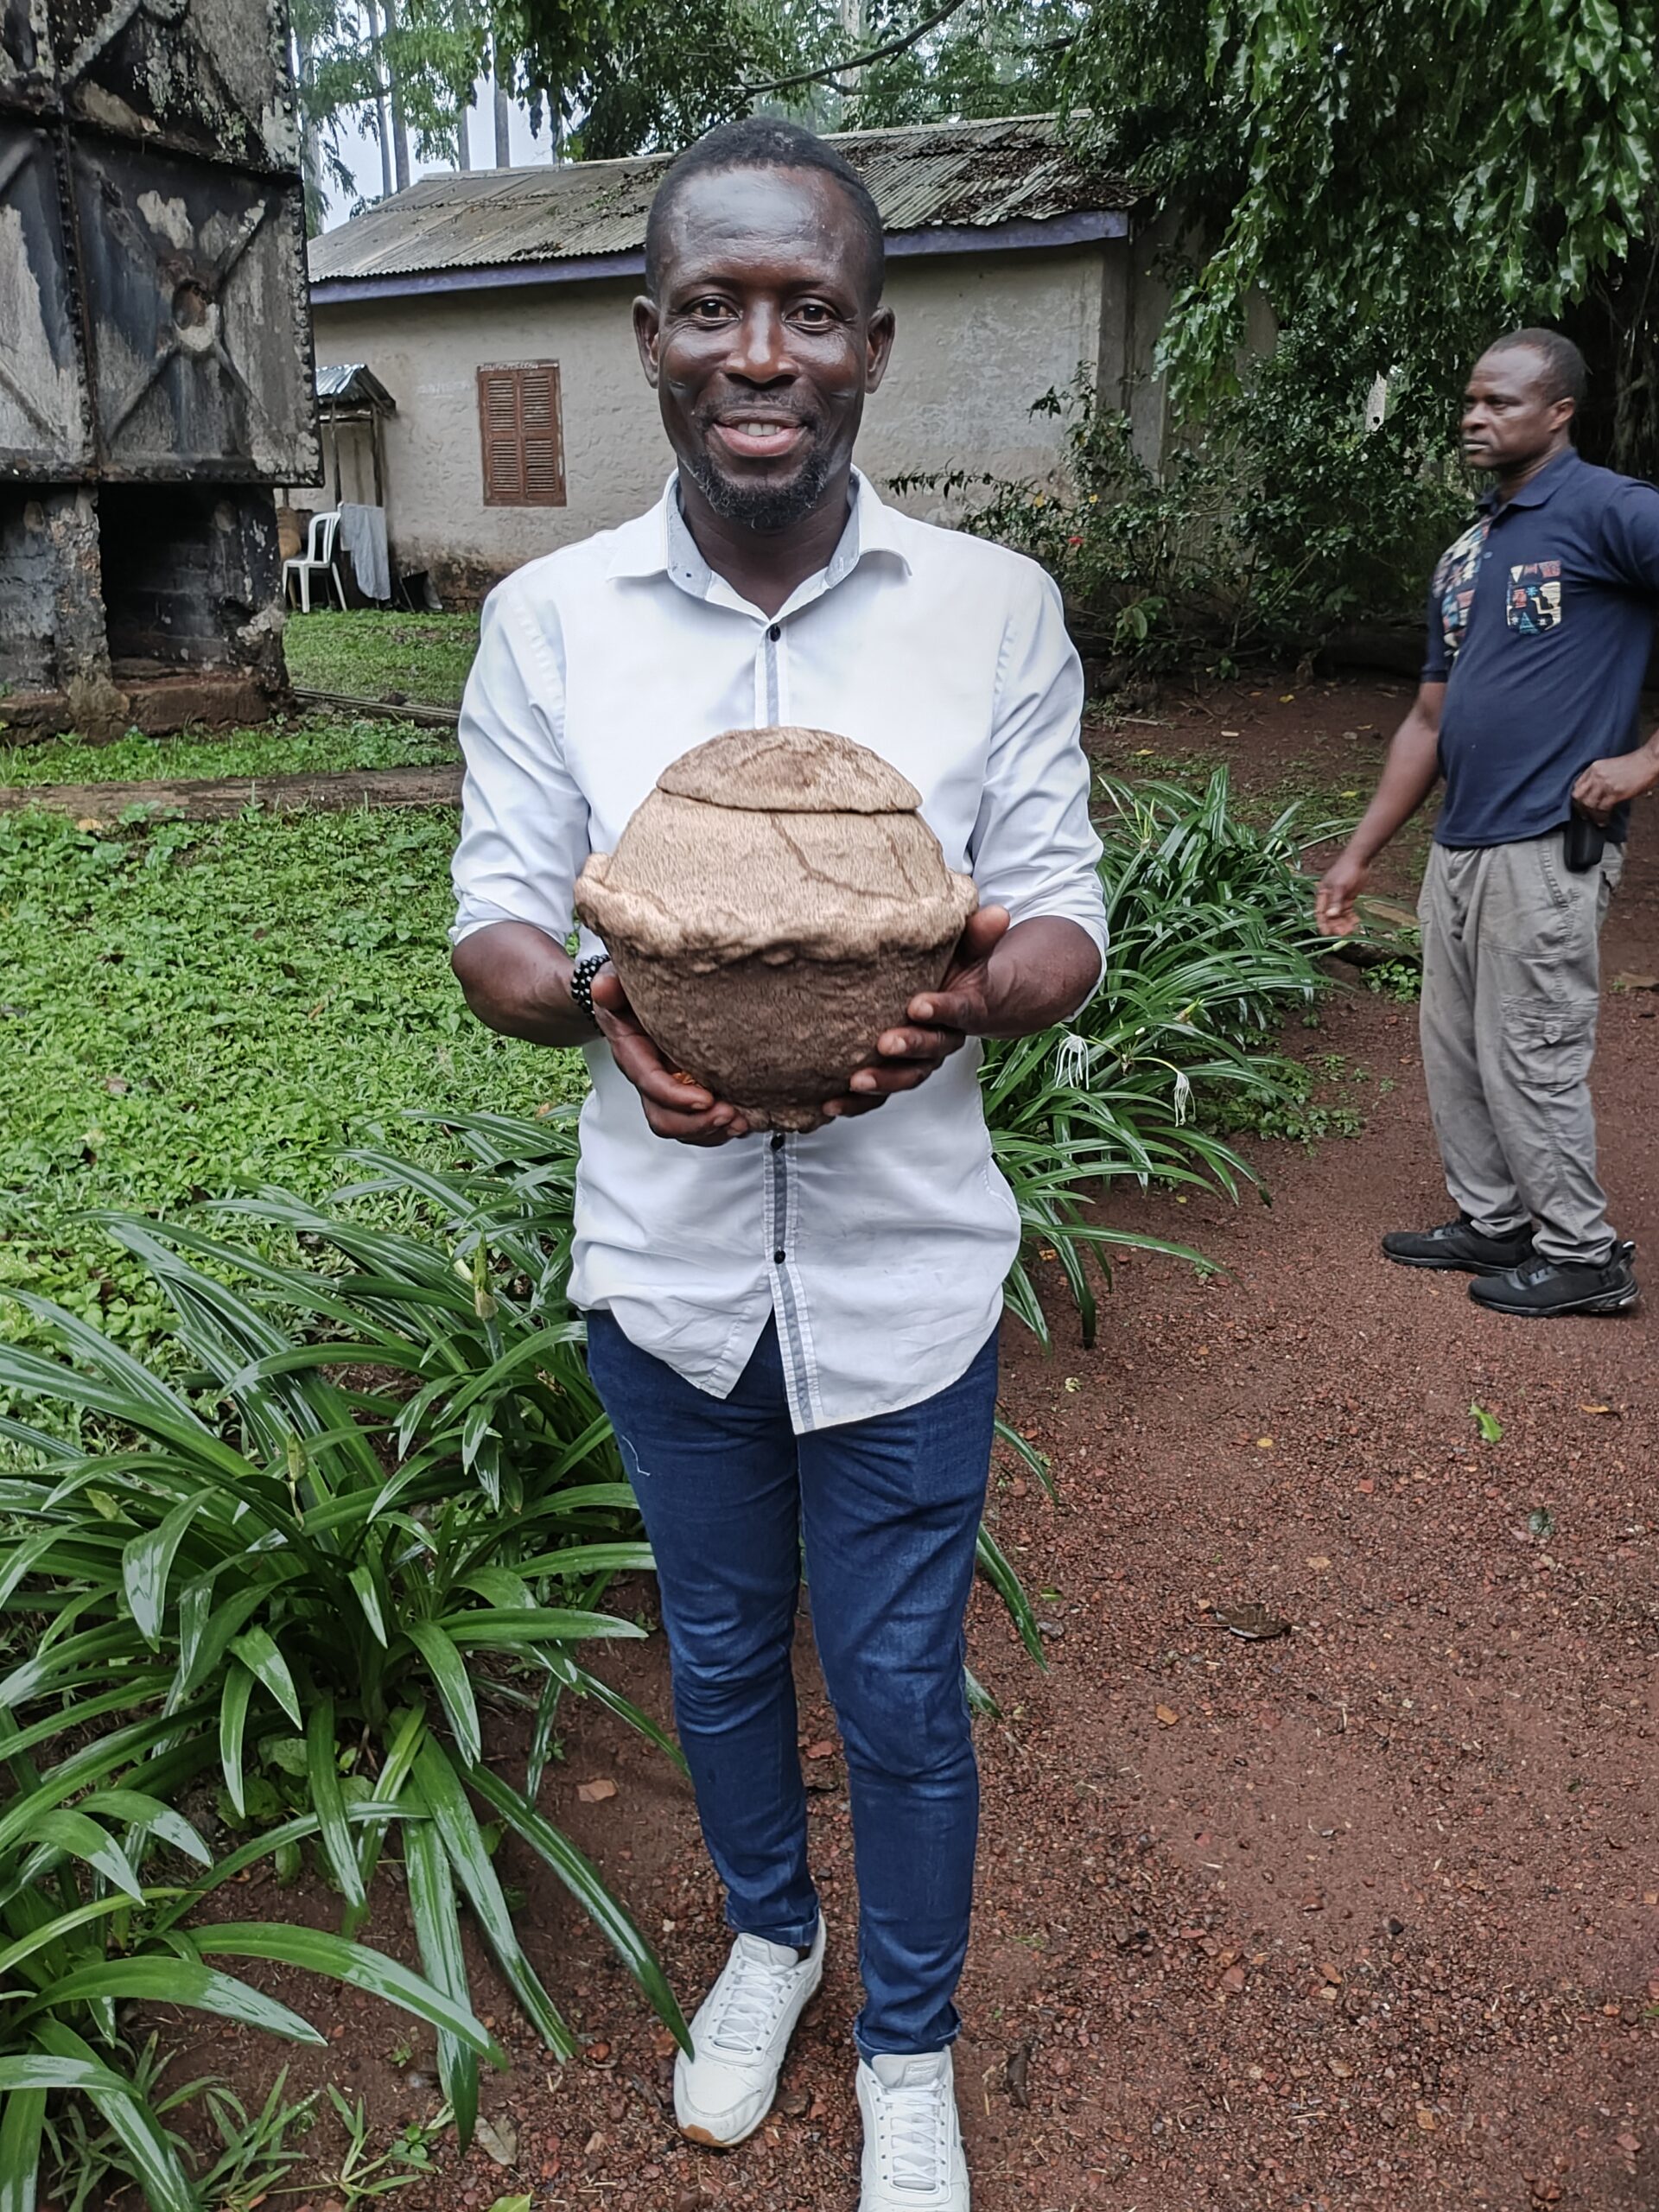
{"left": 478, "top": 363, "right": 565, "bottom": 507}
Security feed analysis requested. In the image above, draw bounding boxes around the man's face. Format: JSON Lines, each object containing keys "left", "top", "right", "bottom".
{"left": 634, "top": 165, "right": 895, "bottom": 532}
{"left": 1459, "top": 347, "right": 1573, "bottom": 473}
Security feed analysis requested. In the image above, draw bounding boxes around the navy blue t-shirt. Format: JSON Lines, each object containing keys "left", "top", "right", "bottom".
{"left": 1422, "top": 448, "right": 1659, "bottom": 846}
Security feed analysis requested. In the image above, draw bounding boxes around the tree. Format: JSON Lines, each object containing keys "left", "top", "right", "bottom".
{"left": 1059, "top": 0, "right": 1659, "bottom": 468}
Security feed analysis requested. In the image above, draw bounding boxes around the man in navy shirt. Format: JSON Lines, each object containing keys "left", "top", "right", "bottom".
{"left": 1317, "top": 328, "right": 1659, "bottom": 1316}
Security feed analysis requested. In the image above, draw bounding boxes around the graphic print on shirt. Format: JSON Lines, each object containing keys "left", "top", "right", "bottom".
{"left": 1506, "top": 559, "right": 1562, "bottom": 635}
{"left": 1432, "top": 517, "right": 1491, "bottom": 667}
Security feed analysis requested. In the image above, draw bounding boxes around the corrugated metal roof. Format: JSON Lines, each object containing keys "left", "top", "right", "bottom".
{"left": 308, "top": 115, "right": 1136, "bottom": 285}
{"left": 315, "top": 362, "right": 396, "bottom": 406}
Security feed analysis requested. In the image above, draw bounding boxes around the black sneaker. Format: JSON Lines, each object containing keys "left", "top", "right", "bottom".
{"left": 1382, "top": 1216, "right": 1535, "bottom": 1275}
{"left": 1469, "top": 1243, "right": 1639, "bottom": 1318}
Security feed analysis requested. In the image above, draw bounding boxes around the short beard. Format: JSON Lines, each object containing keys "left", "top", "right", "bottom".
{"left": 681, "top": 441, "right": 836, "bottom": 533}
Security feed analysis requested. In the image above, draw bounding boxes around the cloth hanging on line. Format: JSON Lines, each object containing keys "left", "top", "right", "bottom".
{"left": 336, "top": 503, "right": 391, "bottom": 602}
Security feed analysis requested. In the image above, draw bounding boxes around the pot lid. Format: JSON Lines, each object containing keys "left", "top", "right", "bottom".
{"left": 657, "top": 727, "right": 922, "bottom": 815}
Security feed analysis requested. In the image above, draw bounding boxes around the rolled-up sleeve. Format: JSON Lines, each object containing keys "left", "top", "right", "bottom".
{"left": 450, "top": 581, "right": 589, "bottom": 946}
{"left": 967, "top": 564, "right": 1108, "bottom": 991}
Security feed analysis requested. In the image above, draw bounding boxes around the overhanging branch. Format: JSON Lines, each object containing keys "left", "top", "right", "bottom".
{"left": 738, "top": 0, "right": 973, "bottom": 99}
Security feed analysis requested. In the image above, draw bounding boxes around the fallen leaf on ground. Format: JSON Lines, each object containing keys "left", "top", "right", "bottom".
{"left": 1006, "top": 2039, "right": 1032, "bottom": 2107}
{"left": 1579, "top": 1403, "right": 1617, "bottom": 1416}
{"left": 1306, "top": 1555, "right": 1332, "bottom": 1571}
{"left": 474, "top": 2115, "right": 517, "bottom": 2165}
{"left": 1155, "top": 1705, "right": 1181, "bottom": 1726}
{"left": 1416, "top": 2107, "right": 1438, "bottom": 2131}
{"left": 1611, "top": 972, "right": 1658, "bottom": 991}
{"left": 1201, "top": 1603, "right": 1292, "bottom": 1641}
{"left": 577, "top": 1778, "right": 617, "bottom": 1803}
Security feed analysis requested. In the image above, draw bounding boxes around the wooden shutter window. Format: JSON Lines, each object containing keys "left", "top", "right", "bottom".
{"left": 478, "top": 362, "right": 566, "bottom": 506}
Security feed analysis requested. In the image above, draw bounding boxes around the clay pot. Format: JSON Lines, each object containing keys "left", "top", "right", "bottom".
{"left": 575, "top": 726, "right": 977, "bottom": 1131}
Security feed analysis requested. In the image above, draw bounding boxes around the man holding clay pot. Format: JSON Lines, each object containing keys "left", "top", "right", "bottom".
{"left": 450, "top": 118, "right": 1107, "bottom": 2210}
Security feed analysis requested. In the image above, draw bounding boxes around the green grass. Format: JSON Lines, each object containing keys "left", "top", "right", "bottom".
{"left": 0, "top": 715, "right": 458, "bottom": 786}
{"left": 0, "top": 802, "right": 581, "bottom": 1353}
{"left": 282, "top": 611, "right": 480, "bottom": 707}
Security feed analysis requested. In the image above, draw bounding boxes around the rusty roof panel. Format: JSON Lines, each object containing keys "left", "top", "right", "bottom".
{"left": 308, "top": 115, "right": 1137, "bottom": 284}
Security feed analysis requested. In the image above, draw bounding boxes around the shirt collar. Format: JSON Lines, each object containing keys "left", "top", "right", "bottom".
{"left": 1480, "top": 444, "right": 1581, "bottom": 514}
{"left": 605, "top": 467, "right": 912, "bottom": 597}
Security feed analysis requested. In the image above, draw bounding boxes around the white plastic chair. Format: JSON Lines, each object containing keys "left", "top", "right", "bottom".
{"left": 283, "top": 510, "right": 346, "bottom": 613}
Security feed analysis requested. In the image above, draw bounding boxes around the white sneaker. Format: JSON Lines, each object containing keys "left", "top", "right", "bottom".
{"left": 674, "top": 1917, "right": 825, "bottom": 2147}
{"left": 856, "top": 2048, "right": 970, "bottom": 2209}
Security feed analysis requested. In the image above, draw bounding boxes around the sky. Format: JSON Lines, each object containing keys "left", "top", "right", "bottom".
{"left": 320, "top": 75, "right": 556, "bottom": 230}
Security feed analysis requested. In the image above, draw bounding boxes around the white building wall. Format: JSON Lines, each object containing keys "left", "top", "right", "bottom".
{"left": 308, "top": 241, "right": 1113, "bottom": 599}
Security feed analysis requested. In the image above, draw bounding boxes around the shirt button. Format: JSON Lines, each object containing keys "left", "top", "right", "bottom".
{"left": 767, "top": 623, "right": 781, "bottom": 640}
{"left": 770, "top": 1131, "right": 785, "bottom": 1150}
{"left": 772, "top": 1248, "right": 786, "bottom": 1265}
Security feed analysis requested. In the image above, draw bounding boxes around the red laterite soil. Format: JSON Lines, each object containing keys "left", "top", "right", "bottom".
{"left": 124, "top": 679, "right": 1658, "bottom": 2212}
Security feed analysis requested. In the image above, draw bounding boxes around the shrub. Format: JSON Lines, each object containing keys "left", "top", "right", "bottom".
{"left": 896, "top": 335, "right": 1466, "bottom": 675}
{"left": 0, "top": 1106, "right": 687, "bottom": 2202}
{"left": 986, "top": 766, "right": 1339, "bottom": 1345}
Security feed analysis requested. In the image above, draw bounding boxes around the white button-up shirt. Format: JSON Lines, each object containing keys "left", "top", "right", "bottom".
{"left": 452, "top": 470, "right": 1108, "bottom": 1432}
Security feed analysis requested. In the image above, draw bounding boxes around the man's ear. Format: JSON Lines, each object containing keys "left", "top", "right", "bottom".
{"left": 633, "top": 295, "right": 662, "bottom": 388}
{"left": 865, "top": 304, "right": 896, "bottom": 395}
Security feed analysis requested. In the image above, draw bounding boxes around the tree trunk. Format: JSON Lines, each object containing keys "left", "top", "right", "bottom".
{"left": 493, "top": 52, "right": 512, "bottom": 169}
{"left": 381, "top": 0, "right": 412, "bottom": 194}
{"left": 1560, "top": 232, "right": 1659, "bottom": 483}
{"left": 291, "top": 22, "right": 324, "bottom": 232}
{"left": 836, "top": 0, "right": 865, "bottom": 125}
{"left": 363, "top": 0, "right": 393, "bottom": 200}
{"left": 456, "top": 99, "right": 471, "bottom": 171}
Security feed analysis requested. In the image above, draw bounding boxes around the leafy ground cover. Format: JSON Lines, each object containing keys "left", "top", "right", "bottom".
{"left": 0, "top": 803, "right": 578, "bottom": 1353}
{"left": 281, "top": 612, "right": 480, "bottom": 708}
{"left": 0, "top": 715, "right": 456, "bottom": 787}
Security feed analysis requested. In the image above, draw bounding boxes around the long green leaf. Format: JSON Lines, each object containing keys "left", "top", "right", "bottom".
{"left": 412, "top": 1739, "right": 575, "bottom": 2056}
{"left": 219, "top": 1663, "right": 254, "bottom": 1820}
{"left": 120, "top": 1489, "right": 212, "bottom": 1648}
{"left": 976, "top": 1527, "right": 1048, "bottom": 1669}
{"left": 306, "top": 1694, "right": 365, "bottom": 1911}
{"left": 29, "top": 2024, "right": 198, "bottom": 2212}
{"left": 190, "top": 1925, "right": 504, "bottom": 2064}
{"left": 403, "top": 1817, "right": 478, "bottom": 2148}
{"left": 23, "top": 1812, "right": 142, "bottom": 1903}
{"left": 404, "top": 1620, "right": 481, "bottom": 1766}
{"left": 29, "top": 1960, "right": 324, "bottom": 2044}
{"left": 0, "top": 2085, "right": 45, "bottom": 2212}
{"left": 469, "top": 1765, "right": 690, "bottom": 2051}
{"left": 225, "top": 1626, "right": 302, "bottom": 1728}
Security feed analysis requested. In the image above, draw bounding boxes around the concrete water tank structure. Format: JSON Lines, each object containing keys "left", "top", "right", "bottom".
{"left": 0, "top": 0, "right": 321, "bottom": 735}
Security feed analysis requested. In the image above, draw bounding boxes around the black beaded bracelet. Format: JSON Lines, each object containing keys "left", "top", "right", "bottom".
{"left": 569, "top": 950, "right": 609, "bottom": 1022}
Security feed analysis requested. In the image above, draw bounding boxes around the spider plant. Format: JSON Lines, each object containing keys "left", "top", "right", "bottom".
{"left": 0, "top": 1109, "right": 687, "bottom": 2193}
{"left": 983, "top": 765, "right": 1338, "bottom": 1344}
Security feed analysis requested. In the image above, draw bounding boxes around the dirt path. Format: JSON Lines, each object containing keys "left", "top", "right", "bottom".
{"left": 153, "top": 682, "right": 1657, "bottom": 2212}
{"left": 0, "top": 763, "right": 462, "bottom": 823}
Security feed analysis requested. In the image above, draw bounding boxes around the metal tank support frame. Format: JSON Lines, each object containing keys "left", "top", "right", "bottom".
{"left": 0, "top": 0, "right": 321, "bottom": 736}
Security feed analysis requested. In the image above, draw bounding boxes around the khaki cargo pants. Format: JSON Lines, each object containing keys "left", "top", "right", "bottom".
{"left": 1417, "top": 829, "right": 1624, "bottom": 1265}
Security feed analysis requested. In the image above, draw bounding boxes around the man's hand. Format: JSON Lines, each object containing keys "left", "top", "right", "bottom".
{"left": 1314, "top": 848, "right": 1370, "bottom": 937}
{"left": 591, "top": 968, "right": 753, "bottom": 1147}
{"left": 1572, "top": 746, "right": 1659, "bottom": 825}
{"left": 827, "top": 907, "right": 1014, "bottom": 1118}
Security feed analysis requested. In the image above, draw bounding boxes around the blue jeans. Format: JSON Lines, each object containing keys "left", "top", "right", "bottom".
{"left": 584, "top": 1310, "right": 997, "bottom": 2057}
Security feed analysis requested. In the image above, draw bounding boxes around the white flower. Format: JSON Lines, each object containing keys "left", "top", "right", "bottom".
{"left": 1055, "top": 1033, "right": 1092, "bottom": 1090}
